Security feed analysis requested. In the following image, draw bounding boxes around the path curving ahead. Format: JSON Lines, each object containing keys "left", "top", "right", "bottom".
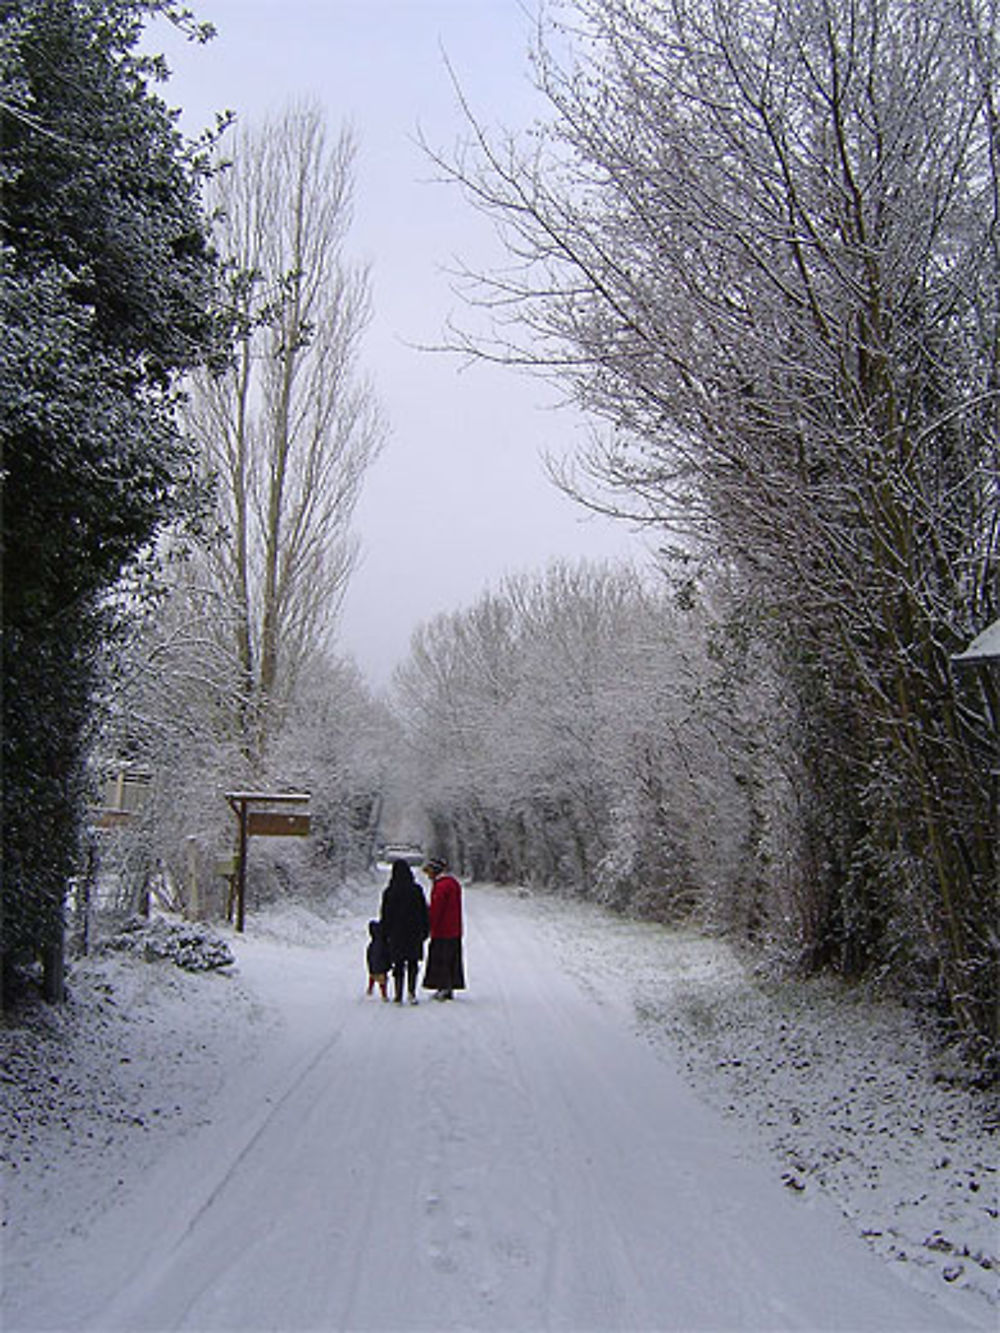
{"left": 9, "top": 887, "right": 975, "bottom": 1331}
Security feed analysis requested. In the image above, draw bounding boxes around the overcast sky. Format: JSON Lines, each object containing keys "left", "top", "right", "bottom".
{"left": 152, "top": 0, "right": 647, "bottom": 688}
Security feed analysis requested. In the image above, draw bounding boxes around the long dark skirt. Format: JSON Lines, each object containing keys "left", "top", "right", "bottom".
{"left": 422, "top": 937, "right": 465, "bottom": 991}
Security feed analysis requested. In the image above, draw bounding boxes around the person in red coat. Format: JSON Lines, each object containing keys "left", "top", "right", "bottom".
{"left": 421, "top": 856, "right": 465, "bottom": 1000}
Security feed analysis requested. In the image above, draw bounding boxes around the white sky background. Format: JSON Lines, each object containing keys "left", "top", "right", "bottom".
{"left": 150, "top": 0, "right": 647, "bottom": 689}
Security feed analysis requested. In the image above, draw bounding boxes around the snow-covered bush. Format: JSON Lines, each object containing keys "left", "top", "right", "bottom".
{"left": 101, "top": 917, "right": 234, "bottom": 972}
{"left": 1, "top": 0, "right": 220, "bottom": 999}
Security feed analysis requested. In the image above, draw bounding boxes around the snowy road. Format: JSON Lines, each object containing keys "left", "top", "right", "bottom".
{"left": 6, "top": 886, "right": 976, "bottom": 1331}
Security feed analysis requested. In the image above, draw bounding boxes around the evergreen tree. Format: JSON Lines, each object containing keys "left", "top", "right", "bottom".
{"left": 1, "top": 0, "right": 220, "bottom": 998}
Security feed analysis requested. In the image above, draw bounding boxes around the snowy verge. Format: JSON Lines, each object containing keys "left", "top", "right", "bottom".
{"left": 0, "top": 882, "right": 374, "bottom": 1276}
{"left": 0, "top": 929, "right": 272, "bottom": 1271}
{"left": 517, "top": 886, "right": 999, "bottom": 1317}
{"left": 1, "top": 882, "right": 996, "bottom": 1324}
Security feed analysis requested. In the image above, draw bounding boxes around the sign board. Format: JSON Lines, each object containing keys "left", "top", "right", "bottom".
{"left": 225, "top": 791, "right": 312, "bottom": 932}
{"left": 94, "top": 808, "right": 135, "bottom": 830}
{"left": 91, "top": 765, "right": 153, "bottom": 830}
{"left": 246, "top": 811, "right": 311, "bottom": 837}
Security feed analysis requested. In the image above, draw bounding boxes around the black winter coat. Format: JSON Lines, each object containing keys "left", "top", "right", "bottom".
{"left": 366, "top": 920, "right": 391, "bottom": 975}
{"left": 380, "top": 879, "right": 429, "bottom": 965}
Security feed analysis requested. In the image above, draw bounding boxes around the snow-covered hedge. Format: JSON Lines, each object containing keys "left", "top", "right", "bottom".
{"left": 101, "top": 917, "right": 234, "bottom": 972}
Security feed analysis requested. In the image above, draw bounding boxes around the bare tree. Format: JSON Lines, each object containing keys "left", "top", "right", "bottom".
{"left": 186, "top": 103, "right": 384, "bottom": 771}
{"left": 434, "top": 0, "right": 998, "bottom": 1047}
{"left": 88, "top": 560, "right": 254, "bottom": 923}
{"left": 91, "top": 589, "right": 400, "bottom": 924}
{"left": 395, "top": 561, "right": 750, "bottom": 916}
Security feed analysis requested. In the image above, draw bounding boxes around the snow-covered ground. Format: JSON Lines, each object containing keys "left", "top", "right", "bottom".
{"left": 535, "top": 892, "right": 998, "bottom": 1314}
{"left": 1, "top": 879, "right": 995, "bottom": 1330}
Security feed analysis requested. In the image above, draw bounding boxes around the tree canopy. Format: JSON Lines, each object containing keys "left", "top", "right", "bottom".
{"left": 438, "top": 0, "right": 998, "bottom": 1047}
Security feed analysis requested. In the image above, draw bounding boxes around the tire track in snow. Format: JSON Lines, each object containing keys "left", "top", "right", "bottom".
{"left": 409, "top": 918, "right": 562, "bottom": 1327}
{"left": 464, "top": 889, "right": 670, "bottom": 1329}
{"left": 86, "top": 987, "right": 365, "bottom": 1329}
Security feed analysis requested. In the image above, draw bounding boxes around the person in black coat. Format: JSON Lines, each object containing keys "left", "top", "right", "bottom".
{"left": 379, "top": 859, "right": 430, "bottom": 1004}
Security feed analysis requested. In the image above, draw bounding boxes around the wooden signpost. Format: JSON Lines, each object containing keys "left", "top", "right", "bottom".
{"left": 225, "top": 791, "right": 311, "bottom": 932}
{"left": 93, "top": 767, "right": 152, "bottom": 830}
{"left": 246, "top": 810, "right": 311, "bottom": 837}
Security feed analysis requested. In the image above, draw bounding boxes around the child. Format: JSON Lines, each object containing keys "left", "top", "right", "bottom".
{"left": 366, "top": 919, "right": 390, "bottom": 999}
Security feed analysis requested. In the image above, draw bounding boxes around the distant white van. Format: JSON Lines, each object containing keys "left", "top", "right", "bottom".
{"left": 377, "top": 844, "right": 424, "bottom": 868}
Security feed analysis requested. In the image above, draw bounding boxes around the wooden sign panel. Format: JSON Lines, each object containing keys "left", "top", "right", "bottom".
{"left": 247, "top": 811, "right": 311, "bottom": 837}
{"left": 94, "top": 808, "right": 134, "bottom": 830}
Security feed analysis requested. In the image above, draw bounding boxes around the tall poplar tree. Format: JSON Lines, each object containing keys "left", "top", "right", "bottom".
{"left": 184, "top": 104, "right": 384, "bottom": 772}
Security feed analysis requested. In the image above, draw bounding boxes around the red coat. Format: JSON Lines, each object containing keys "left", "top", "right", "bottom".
{"left": 428, "top": 874, "right": 462, "bottom": 939}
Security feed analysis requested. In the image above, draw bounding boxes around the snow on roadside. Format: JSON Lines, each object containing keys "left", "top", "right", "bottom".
{"left": 1, "top": 881, "right": 996, "bottom": 1325}
{"left": 0, "top": 926, "right": 272, "bottom": 1269}
{"left": 520, "top": 888, "right": 999, "bottom": 1318}
{"left": 0, "top": 883, "right": 372, "bottom": 1276}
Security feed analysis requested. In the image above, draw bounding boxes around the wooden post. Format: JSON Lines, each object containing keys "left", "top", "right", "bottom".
{"left": 235, "top": 799, "right": 249, "bottom": 934}
{"left": 186, "top": 836, "right": 199, "bottom": 921}
{"left": 78, "top": 841, "right": 96, "bottom": 956}
{"left": 138, "top": 873, "right": 151, "bottom": 919}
